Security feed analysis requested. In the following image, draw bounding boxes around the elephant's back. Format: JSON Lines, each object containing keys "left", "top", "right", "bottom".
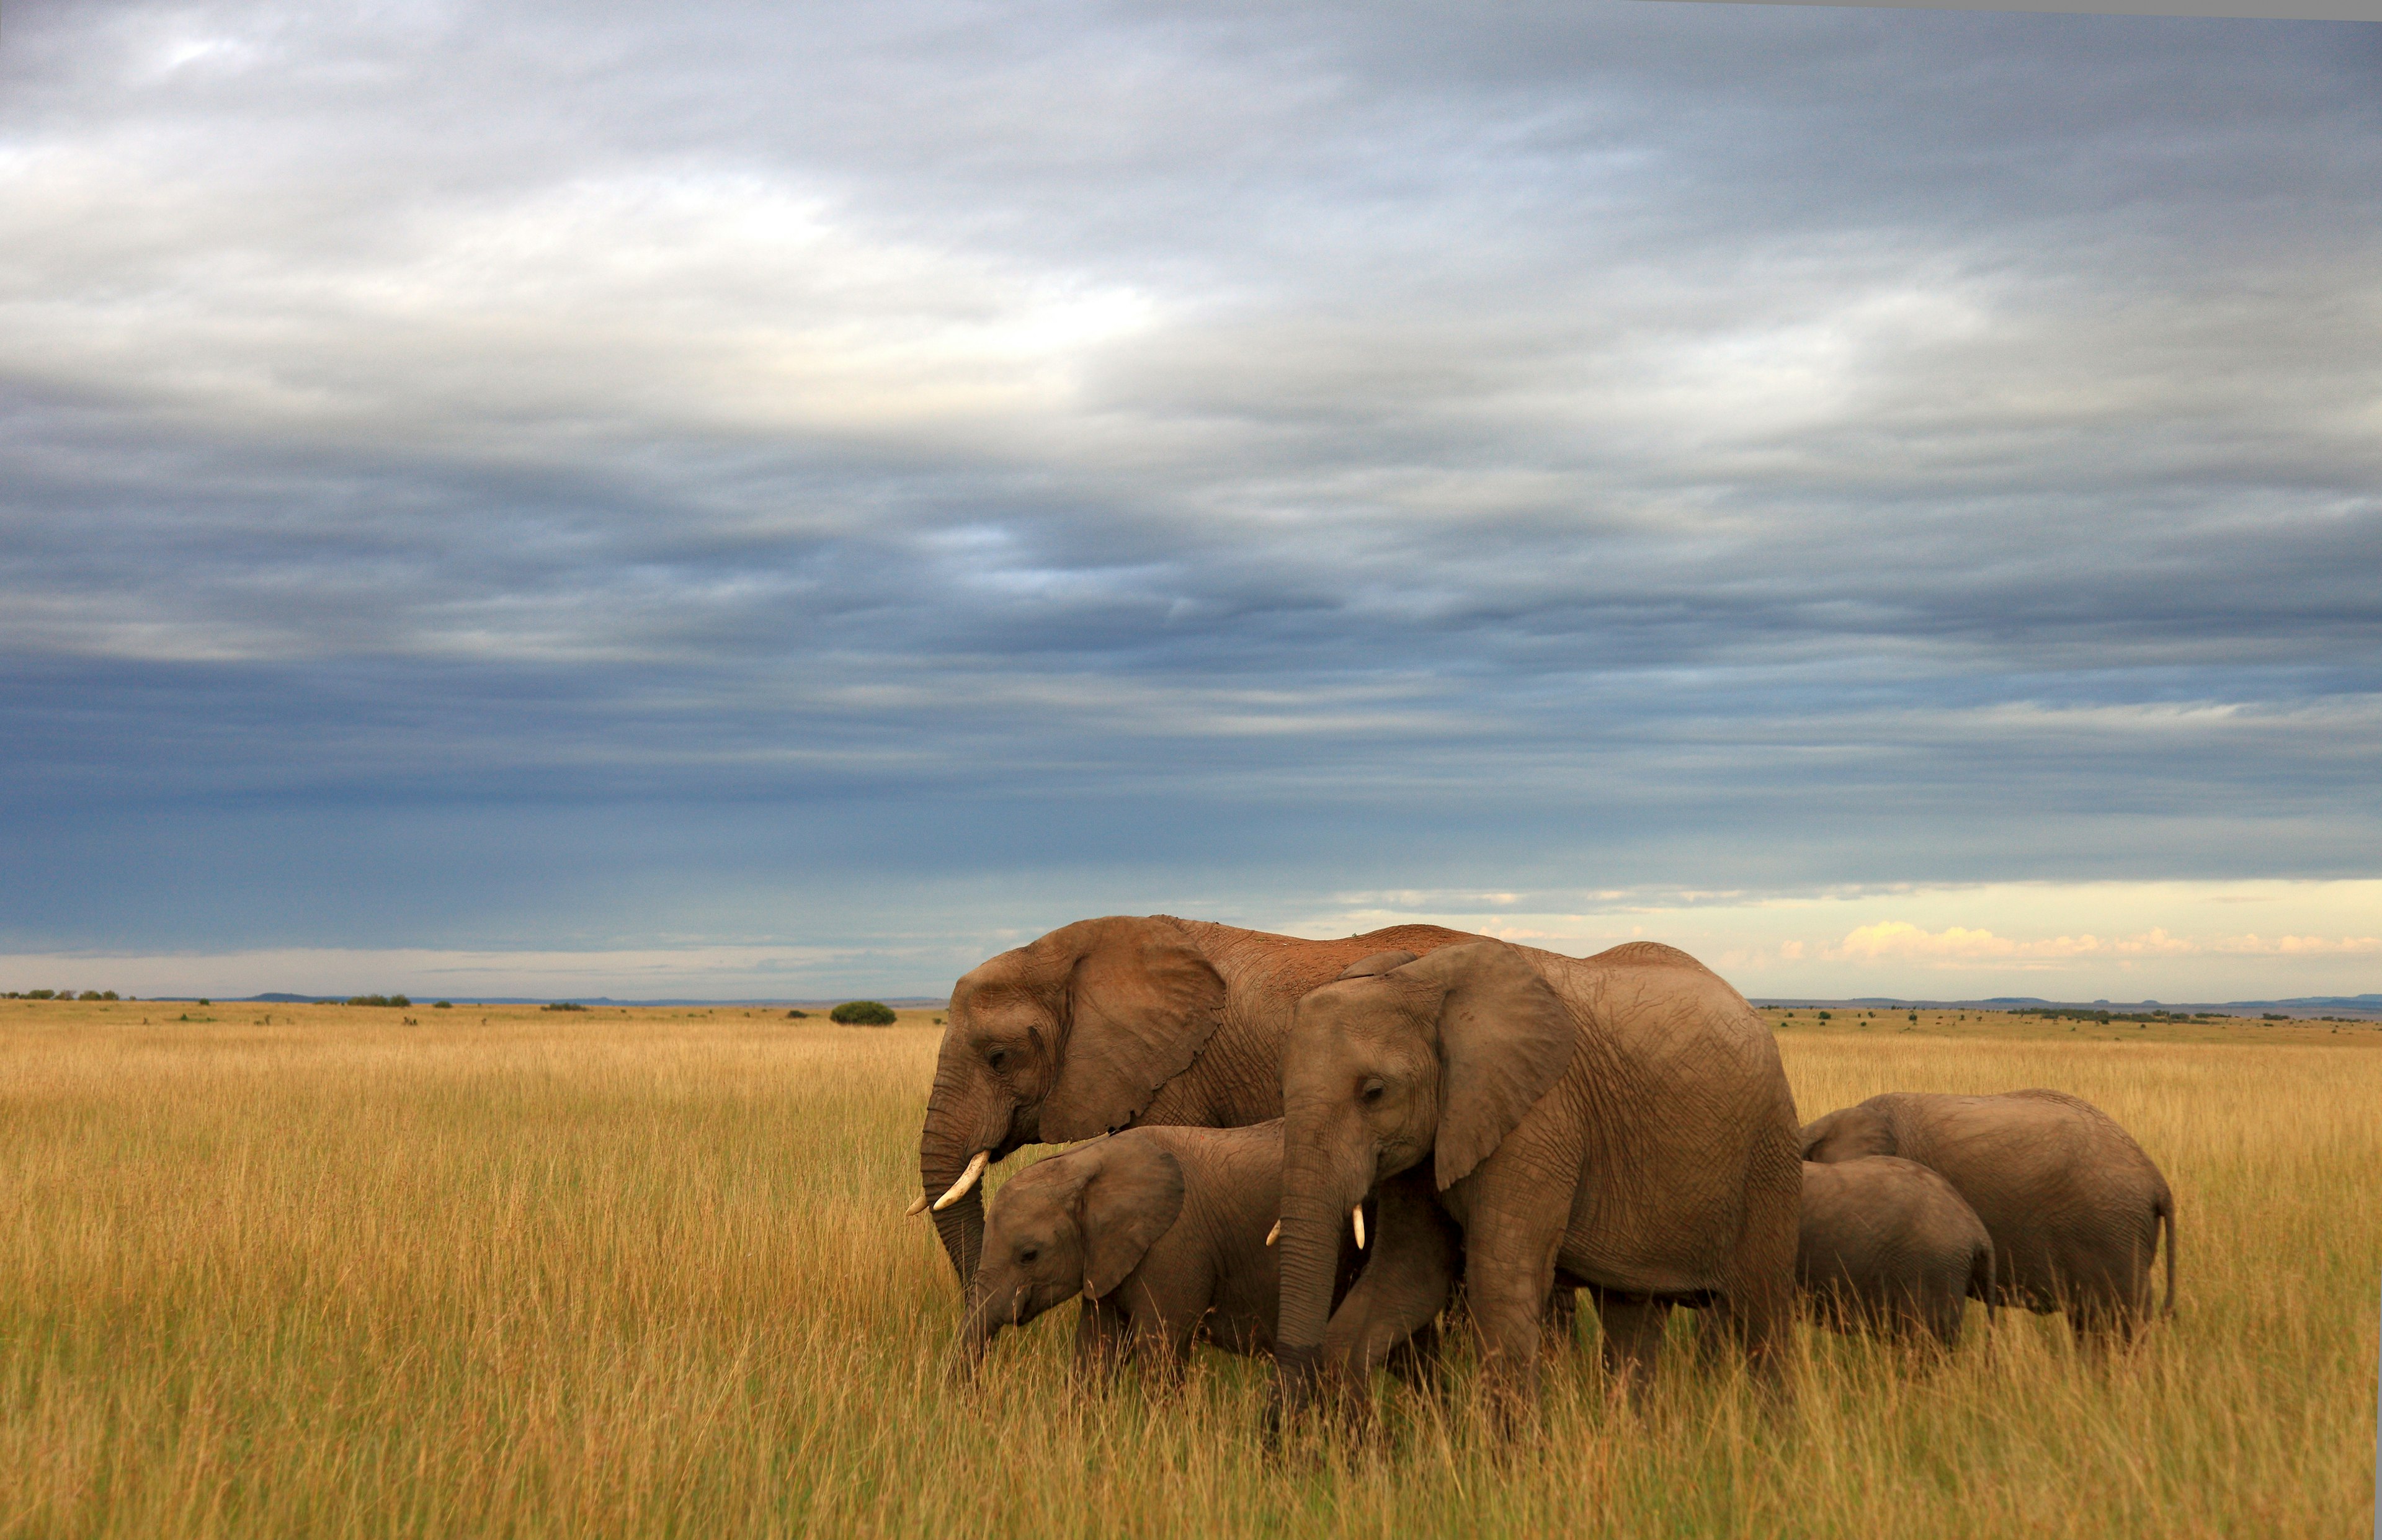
{"left": 1180, "top": 919, "right": 1481, "bottom": 997}
{"left": 1799, "top": 1155, "right": 1986, "bottom": 1253}
{"left": 1528, "top": 943, "right": 1794, "bottom": 1131}
{"left": 1143, "top": 1121, "right": 1285, "bottom": 1206}
{"left": 1891, "top": 1091, "right": 2166, "bottom": 1197}
{"left": 1884, "top": 1092, "right": 2166, "bottom": 1302}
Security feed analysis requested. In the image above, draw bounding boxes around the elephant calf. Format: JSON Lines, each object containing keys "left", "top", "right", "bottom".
{"left": 1798, "top": 1156, "right": 1994, "bottom": 1347}
{"left": 1801, "top": 1089, "right": 2175, "bottom": 1341}
{"left": 956, "top": 1122, "right": 1416, "bottom": 1382}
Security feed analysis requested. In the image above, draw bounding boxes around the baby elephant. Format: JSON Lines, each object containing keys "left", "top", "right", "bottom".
{"left": 1802, "top": 1089, "right": 2175, "bottom": 1341}
{"left": 1798, "top": 1156, "right": 1994, "bottom": 1347}
{"left": 956, "top": 1122, "right": 1361, "bottom": 1382}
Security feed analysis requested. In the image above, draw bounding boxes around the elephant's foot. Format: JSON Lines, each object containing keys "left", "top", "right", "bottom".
{"left": 1591, "top": 1292, "right": 1668, "bottom": 1406}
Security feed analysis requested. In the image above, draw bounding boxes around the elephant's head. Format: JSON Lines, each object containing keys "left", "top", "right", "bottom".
{"left": 953, "top": 1136, "right": 1185, "bottom": 1375}
{"left": 915, "top": 916, "right": 1226, "bottom": 1284}
{"left": 1800, "top": 1101, "right": 1896, "bottom": 1162}
{"left": 1270, "top": 940, "right": 1576, "bottom": 1397}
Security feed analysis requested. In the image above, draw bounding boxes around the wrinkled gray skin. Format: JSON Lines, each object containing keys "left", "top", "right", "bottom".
{"left": 1798, "top": 1157, "right": 1996, "bottom": 1348}
{"left": 956, "top": 1123, "right": 1455, "bottom": 1382}
{"left": 916, "top": 915, "right": 1479, "bottom": 1286}
{"left": 1275, "top": 938, "right": 1801, "bottom": 1416}
{"left": 1801, "top": 1090, "right": 2176, "bottom": 1341}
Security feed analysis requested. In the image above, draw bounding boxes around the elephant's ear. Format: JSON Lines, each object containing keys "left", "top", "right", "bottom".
{"left": 1337, "top": 950, "right": 1418, "bottom": 981}
{"left": 1398, "top": 940, "right": 1577, "bottom": 1191}
{"left": 1076, "top": 1139, "right": 1187, "bottom": 1299}
{"left": 1801, "top": 1102, "right": 1894, "bottom": 1162}
{"left": 1038, "top": 917, "right": 1229, "bottom": 1142}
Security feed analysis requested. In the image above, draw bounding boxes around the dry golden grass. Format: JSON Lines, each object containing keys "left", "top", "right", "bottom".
{"left": 0, "top": 997, "right": 2375, "bottom": 1538}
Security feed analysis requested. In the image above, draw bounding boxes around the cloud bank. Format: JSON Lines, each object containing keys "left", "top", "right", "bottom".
{"left": 2, "top": 2, "right": 2376, "bottom": 994}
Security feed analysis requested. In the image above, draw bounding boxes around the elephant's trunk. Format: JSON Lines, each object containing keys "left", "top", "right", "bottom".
{"left": 1272, "top": 1169, "right": 1360, "bottom": 1413}
{"left": 918, "top": 1066, "right": 1010, "bottom": 1286}
{"left": 950, "top": 1283, "right": 1001, "bottom": 1382}
{"left": 922, "top": 1154, "right": 987, "bottom": 1286}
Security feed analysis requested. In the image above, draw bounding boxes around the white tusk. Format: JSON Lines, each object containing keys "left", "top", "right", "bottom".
{"left": 903, "top": 1193, "right": 929, "bottom": 1217}
{"left": 1265, "top": 1219, "right": 1281, "bottom": 1247}
{"left": 1352, "top": 1206, "right": 1366, "bottom": 1250}
{"left": 932, "top": 1150, "right": 992, "bottom": 1213}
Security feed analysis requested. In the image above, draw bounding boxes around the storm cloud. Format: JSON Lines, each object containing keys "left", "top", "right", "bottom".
{"left": 3, "top": 1, "right": 2377, "bottom": 992}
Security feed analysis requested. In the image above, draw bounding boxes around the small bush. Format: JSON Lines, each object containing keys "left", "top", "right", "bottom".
{"left": 785, "top": 1009, "right": 810, "bottom": 1019}
{"left": 434, "top": 1000, "right": 453, "bottom": 1008}
{"left": 829, "top": 1000, "right": 898, "bottom": 1026}
{"left": 543, "top": 1002, "right": 586, "bottom": 1012}
{"left": 346, "top": 995, "right": 409, "bottom": 1008}
{"left": 197, "top": 999, "right": 211, "bottom": 1006}
{"left": 29, "top": 990, "right": 55, "bottom": 1000}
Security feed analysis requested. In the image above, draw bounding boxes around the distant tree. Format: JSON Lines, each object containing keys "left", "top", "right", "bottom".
{"left": 543, "top": 1002, "right": 587, "bottom": 1012}
{"left": 79, "top": 990, "right": 104, "bottom": 1000}
{"left": 785, "top": 1008, "right": 811, "bottom": 1019}
{"left": 29, "top": 990, "right": 55, "bottom": 1000}
{"left": 829, "top": 1000, "right": 898, "bottom": 1026}
{"left": 434, "top": 1000, "right": 453, "bottom": 1008}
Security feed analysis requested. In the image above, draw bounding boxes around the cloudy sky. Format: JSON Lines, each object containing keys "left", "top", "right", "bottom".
{"left": 3, "top": 1, "right": 2378, "bottom": 1001}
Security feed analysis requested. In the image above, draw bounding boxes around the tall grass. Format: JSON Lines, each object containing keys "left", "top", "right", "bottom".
{"left": 0, "top": 1002, "right": 2375, "bottom": 1537}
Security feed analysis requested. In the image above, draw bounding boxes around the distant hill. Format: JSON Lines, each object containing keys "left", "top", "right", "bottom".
{"left": 1752, "top": 994, "right": 2379, "bottom": 1019}
{"left": 193, "top": 995, "right": 950, "bottom": 1008}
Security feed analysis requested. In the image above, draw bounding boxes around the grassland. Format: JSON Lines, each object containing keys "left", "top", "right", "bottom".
{"left": 0, "top": 997, "right": 2375, "bottom": 1538}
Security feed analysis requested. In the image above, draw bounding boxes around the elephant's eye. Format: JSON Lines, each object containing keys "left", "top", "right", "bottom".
{"left": 1360, "top": 1077, "right": 1386, "bottom": 1105}
{"left": 1019, "top": 1246, "right": 1039, "bottom": 1264}
{"left": 986, "top": 1047, "right": 1010, "bottom": 1071}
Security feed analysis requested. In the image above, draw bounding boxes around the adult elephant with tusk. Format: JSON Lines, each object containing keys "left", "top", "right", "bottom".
{"left": 1272, "top": 938, "right": 1801, "bottom": 1420}
{"left": 909, "top": 915, "right": 1482, "bottom": 1286}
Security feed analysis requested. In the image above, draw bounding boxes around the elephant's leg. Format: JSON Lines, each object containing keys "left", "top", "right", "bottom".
{"left": 1458, "top": 1222, "right": 1569, "bottom": 1420}
{"left": 1323, "top": 1174, "right": 1462, "bottom": 1387}
{"left": 1925, "top": 1275, "right": 1969, "bottom": 1350}
{"left": 1452, "top": 1146, "right": 1581, "bottom": 1421}
{"left": 1713, "top": 1180, "right": 1799, "bottom": 1391}
{"left": 2068, "top": 1284, "right": 2138, "bottom": 1352}
{"left": 1073, "top": 1296, "right": 1130, "bottom": 1388}
{"left": 1382, "top": 1318, "right": 1444, "bottom": 1397}
{"left": 1591, "top": 1290, "right": 1670, "bottom": 1404}
{"left": 1111, "top": 1304, "right": 1190, "bottom": 1391}
{"left": 1542, "top": 1283, "right": 1582, "bottom": 1361}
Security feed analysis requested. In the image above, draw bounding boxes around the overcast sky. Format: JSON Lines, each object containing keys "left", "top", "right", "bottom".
{"left": 3, "top": 1, "right": 2377, "bottom": 1000}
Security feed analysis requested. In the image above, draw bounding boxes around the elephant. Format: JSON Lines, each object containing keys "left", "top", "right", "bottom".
{"left": 955, "top": 1122, "right": 1458, "bottom": 1384}
{"left": 1797, "top": 1156, "right": 1996, "bottom": 1348}
{"left": 1800, "top": 1090, "right": 2175, "bottom": 1341}
{"left": 909, "top": 915, "right": 1480, "bottom": 1286}
{"left": 1272, "top": 938, "right": 1801, "bottom": 1417}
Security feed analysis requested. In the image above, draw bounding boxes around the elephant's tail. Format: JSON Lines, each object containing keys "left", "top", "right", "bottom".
{"left": 1973, "top": 1239, "right": 1997, "bottom": 1342}
{"left": 2156, "top": 1195, "right": 2177, "bottom": 1320}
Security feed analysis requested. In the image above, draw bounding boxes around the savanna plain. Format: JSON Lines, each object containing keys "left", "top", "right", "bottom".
{"left": 1, "top": 997, "right": 2376, "bottom": 1538}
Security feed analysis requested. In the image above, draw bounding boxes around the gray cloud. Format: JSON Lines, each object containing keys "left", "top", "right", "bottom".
{"left": 2, "top": 1, "right": 2377, "bottom": 981}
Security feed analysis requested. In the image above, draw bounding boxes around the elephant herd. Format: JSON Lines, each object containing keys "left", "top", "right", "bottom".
{"left": 905, "top": 916, "right": 2177, "bottom": 1421}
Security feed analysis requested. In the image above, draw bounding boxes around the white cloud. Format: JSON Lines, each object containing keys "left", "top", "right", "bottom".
{"left": 2215, "top": 934, "right": 2381, "bottom": 956}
